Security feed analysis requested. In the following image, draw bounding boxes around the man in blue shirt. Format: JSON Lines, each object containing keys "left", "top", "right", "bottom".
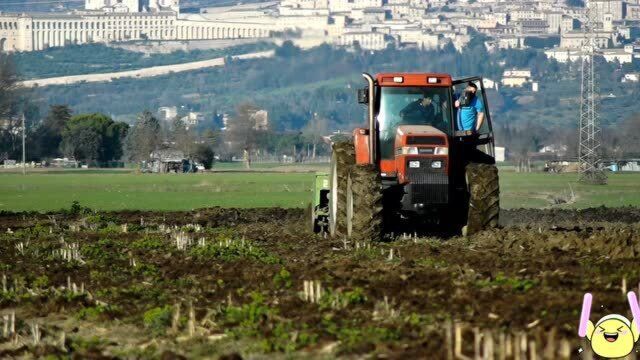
{"left": 454, "top": 82, "right": 485, "bottom": 132}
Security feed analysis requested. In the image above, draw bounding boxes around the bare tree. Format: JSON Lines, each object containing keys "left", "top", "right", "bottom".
{"left": 302, "top": 113, "right": 329, "bottom": 159}
{"left": 171, "top": 118, "right": 196, "bottom": 157}
{"left": 225, "top": 103, "right": 260, "bottom": 169}
{"left": 617, "top": 114, "right": 640, "bottom": 157}
{"left": 124, "top": 110, "right": 162, "bottom": 163}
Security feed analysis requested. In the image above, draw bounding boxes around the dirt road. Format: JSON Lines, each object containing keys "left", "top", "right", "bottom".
{"left": 19, "top": 50, "right": 274, "bottom": 88}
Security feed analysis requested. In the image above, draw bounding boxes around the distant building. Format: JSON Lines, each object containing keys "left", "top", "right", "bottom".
{"left": 86, "top": 0, "right": 139, "bottom": 12}
{"left": 482, "top": 78, "right": 498, "bottom": 90}
{"left": 158, "top": 106, "right": 178, "bottom": 122}
{"left": 0, "top": 1, "right": 271, "bottom": 52}
{"left": 221, "top": 113, "right": 230, "bottom": 131}
{"left": 628, "top": 4, "right": 640, "bottom": 20}
{"left": 515, "top": 19, "right": 549, "bottom": 35}
{"left": 338, "top": 31, "right": 386, "bottom": 50}
{"left": 0, "top": 118, "right": 11, "bottom": 130}
{"left": 147, "top": 149, "right": 196, "bottom": 173}
{"left": 85, "top": 0, "right": 180, "bottom": 13}
{"left": 600, "top": 48, "right": 634, "bottom": 63}
{"left": 180, "top": 112, "right": 203, "bottom": 129}
{"left": 587, "top": 0, "right": 624, "bottom": 22}
{"left": 539, "top": 144, "right": 568, "bottom": 155}
{"left": 495, "top": 146, "right": 506, "bottom": 162}
{"left": 560, "top": 15, "right": 578, "bottom": 34}
{"left": 501, "top": 69, "right": 531, "bottom": 87}
{"left": 560, "top": 31, "right": 612, "bottom": 49}
{"left": 250, "top": 109, "right": 269, "bottom": 131}
{"left": 622, "top": 73, "right": 640, "bottom": 82}
{"left": 543, "top": 11, "right": 563, "bottom": 34}
{"left": 544, "top": 47, "right": 581, "bottom": 62}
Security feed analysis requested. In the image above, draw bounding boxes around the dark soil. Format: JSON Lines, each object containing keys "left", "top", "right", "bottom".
{"left": 0, "top": 207, "right": 638, "bottom": 358}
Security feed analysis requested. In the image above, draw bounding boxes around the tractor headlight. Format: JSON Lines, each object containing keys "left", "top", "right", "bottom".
{"left": 431, "top": 161, "right": 442, "bottom": 169}
{"left": 400, "top": 146, "right": 419, "bottom": 155}
{"left": 434, "top": 147, "right": 448, "bottom": 155}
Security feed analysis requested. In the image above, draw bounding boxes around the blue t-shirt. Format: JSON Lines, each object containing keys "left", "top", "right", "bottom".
{"left": 456, "top": 96, "right": 484, "bottom": 131}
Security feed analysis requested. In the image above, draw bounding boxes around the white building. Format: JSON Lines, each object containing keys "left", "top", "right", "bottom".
{"left": 501, "top": 69, "right": 531, "bottom": 87}
{"left": 600, "top": 48, "right": 634, "bottom": 63}
{"left": 587, "top": 0, "right": 624, "bottom": 22}
{"left": 180, "top": 111, "right": 203, "bottom": 128}
{"left": 0, "top": 10, "right": 272, "bottom": 52}
{"left": 158, "top": 106, "right": 177, "bottom": 121}
{"left": 560, "top": 31, "right": 612, "bottom": 49}
{"left": 250, "top": 109, "right": 269, "bottom": 131}
{"left": 544, "top": 47, "right": 582, "bottom": 62}
{"left": 622, "top": 73, "right": 640, "bottom": 82}
{"left": 86, "top": 0, "right": 139, "bottom": 12}
{"left": 338, "top": 31, "right": 386, "bottom": 50}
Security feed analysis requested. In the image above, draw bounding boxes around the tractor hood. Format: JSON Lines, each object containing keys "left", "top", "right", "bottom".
{"left": 395, "top": 125, "right": 448, "bottom": 147}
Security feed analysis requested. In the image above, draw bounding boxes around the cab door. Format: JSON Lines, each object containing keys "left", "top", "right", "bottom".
{"left": 452, "top": 76, "right": 495, "bottom": 158}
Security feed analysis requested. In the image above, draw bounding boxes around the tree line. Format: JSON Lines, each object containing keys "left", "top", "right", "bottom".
{"left": 0, "top": 52, "right": 329, "bottom": 167}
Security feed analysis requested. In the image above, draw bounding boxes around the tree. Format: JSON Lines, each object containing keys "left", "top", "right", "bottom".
{"left": 60, "top": 113, "right": 129, "bottom": 163}
{"left": 275, "top": 41, "right": 301, "bottom": 58}
{"left": 225, "top": 103, "right": 261, "bottom": 168}
{"left": 170, "top": 118, "right": 196, "bottom": 157}
{"left": 30, "top": 105, "right": 72, "bottom": 159}
{"left": 61, "top": 126, "right": 100, "bottom": 162}
{"left": 124, "top": 110, "right": 162, "bottom": 163}
{"left": 302, "top": 114, "right": 329, "bottom": 159}
{"left": 0, "top": 54, "right": 21, "bottom": 162}
{"left": 0, "top": 54, "right": 19, "bottom": 119}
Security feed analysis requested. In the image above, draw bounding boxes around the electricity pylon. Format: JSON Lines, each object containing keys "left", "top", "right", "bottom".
{"left": 578, "top": 3, "right": 607, "bottom": 185}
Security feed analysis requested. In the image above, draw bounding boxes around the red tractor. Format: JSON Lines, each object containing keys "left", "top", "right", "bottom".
{"left": 311, "top": 73, "right": 500, "bottom": 240}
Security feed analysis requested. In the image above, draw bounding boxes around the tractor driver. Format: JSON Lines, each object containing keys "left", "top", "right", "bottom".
{"left": 399, "top": 94, "right": 440, "bottom": 126}
{"left": 454, "top": 82, "right": 485, "bottom": 132}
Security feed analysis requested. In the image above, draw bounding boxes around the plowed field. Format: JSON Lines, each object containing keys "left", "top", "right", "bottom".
{"left": 1, "top": 207, "right": 639, "bottom": 359}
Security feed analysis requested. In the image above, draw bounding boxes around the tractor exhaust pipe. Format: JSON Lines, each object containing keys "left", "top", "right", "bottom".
{"left": 362, "top": 73, "right": 375, "bottom": 164}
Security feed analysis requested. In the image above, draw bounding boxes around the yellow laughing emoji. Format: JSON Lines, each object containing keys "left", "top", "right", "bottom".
{"left": 586, "top": 314, "right": 639, "bottom": 358}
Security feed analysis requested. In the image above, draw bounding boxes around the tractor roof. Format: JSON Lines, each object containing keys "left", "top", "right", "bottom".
{"left": 375, "top": 73, "right": 452, "bottom": 87}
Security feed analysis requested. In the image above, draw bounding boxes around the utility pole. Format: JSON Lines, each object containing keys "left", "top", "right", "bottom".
{"left": 578, "top": 4, "right": 607, "bottom": 185}
{"left": 21, "top": 112, "right": 26, "bottom": 176}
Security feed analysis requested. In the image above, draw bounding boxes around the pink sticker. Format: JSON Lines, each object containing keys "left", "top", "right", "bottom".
{"left": 627, "top": 291, "right": 640, "bottom": 332}
{"left": 579, "top": 293, "right": 592, "bottom": 337}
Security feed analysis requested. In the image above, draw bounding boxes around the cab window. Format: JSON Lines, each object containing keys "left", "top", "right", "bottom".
{"left": 377, "top": 86, "right": 452, "bottom": 159}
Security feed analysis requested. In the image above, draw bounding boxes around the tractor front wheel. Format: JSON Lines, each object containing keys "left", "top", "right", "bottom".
{"left": 463, "top": 163, "right": 500, "bottom": 236}
{"left": 345, "top": 164, "right": 384, "bottom": 242}
{"left": 328, "top": 140, "right": 355, "bottom": 238}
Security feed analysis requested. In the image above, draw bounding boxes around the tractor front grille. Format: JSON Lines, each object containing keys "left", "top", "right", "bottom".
{"left": 406, "top": 136, "right": 445, "bottom": 145}
{"left": 406, "top": 162, "right": 448, "bottom": 204}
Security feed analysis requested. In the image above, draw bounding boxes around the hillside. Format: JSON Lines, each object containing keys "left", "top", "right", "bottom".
{"left": 24, "top": 41, "right": 640, "bottom": 132}
{"left": 15, "top": 42, "right": 274, "bottom": 80}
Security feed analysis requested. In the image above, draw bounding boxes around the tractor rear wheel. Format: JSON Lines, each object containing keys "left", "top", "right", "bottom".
{"left": 328, "top": 140, "right": 355, "bottom": 238}
{"left": 463, "top": 163, "right": 500, "bottom": 236}
{"left": 345, "top": 164, "right": 384, "bottom": 242}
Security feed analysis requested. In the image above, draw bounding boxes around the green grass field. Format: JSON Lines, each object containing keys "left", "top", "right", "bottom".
{"left": 0, "top": 170, "right": 638, "bottom": 212}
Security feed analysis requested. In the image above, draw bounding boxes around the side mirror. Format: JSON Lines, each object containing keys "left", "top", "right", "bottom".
{"left": 357, "top": 88, "right": 369, "bottom": 104}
